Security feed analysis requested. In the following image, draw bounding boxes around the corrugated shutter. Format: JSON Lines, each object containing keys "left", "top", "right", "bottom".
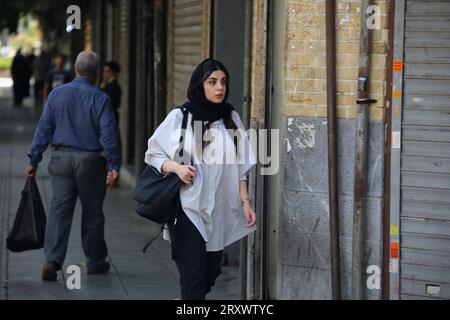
{"left": 118, "top": 0, "right": 129, "bottom": 75}
{"left": 400, "top": 0, "right": 450, "bottom": 300}
{"left": 117, "top": 0, "right": 131, "bottom": 161}
{"left": 105, "top": 2, "right": 114, "bottom": 60}
{"left": 117, "top": 0, "right": 129, "bottom": 100}
{"left": 173, "top": 0, "right": 203, "bottom": 105}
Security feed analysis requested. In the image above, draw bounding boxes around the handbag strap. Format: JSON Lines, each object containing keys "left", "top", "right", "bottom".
{"left": 177, "top": 105, "right": 191, "bottom": 165}
{"left": 142, "top": 225, "right": 164, "bottom": 253}
{"left": 179, "top": 105, "right": 189, "bottom": 142}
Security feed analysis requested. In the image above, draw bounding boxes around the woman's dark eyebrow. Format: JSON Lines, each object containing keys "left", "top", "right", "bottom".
{"left": 207, "top": 77, "right": 227, "bottom": 81}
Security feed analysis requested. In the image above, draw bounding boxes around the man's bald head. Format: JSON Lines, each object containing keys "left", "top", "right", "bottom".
{"left": 74, "top": 51, "right": 99, "bottom": 77}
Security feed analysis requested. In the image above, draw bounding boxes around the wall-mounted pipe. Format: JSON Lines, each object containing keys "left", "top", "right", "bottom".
{"left": 325, "top": 0, "right": 342, "bottom": 300}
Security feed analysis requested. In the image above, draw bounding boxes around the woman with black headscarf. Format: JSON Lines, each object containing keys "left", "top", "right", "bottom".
{"left": 145, "top": 59, "right": 257, "bottom": 300}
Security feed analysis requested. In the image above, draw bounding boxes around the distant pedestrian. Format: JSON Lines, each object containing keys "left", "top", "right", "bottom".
{"left": 11, "top": 48, "right": 30, "bottom": 107}
{"left": 43, "top": 53, "right": 72, "bottom": 103}
{"left": 145, "top": 59, "right": 257, "bottom": 300}
{"left": 101, "top": 61, "right": 122, "bottom": 176}
{"left": 25, "top": 51, "right": 121, "bottom": 281}
{"left": 32, "top": 50, "right": 51, "bottom": 107}
{"left": 25, "top": 50, "right": 36, "bottom": 96}
{"left": 100, "top": 61, "right": 122, "bottom": 125}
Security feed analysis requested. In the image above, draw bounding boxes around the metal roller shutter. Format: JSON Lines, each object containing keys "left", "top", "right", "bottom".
{"left": 173, "top": 0, "right": 204, "bottom": 105}
{"left": 400, "top": 0, "right": 450, "bottom": 300}
{"left": 118, "top": 0, "right": 129, "bottom": 80}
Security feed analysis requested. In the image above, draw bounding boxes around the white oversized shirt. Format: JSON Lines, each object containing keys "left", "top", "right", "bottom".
{"left": 144, "top": 108, "right": 257, "bottom": 251}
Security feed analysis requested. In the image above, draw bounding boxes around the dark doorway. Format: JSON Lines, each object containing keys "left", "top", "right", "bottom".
{"left": 212, "top": 0, "right": 246, "bottom": 117}
{"left": 212, "top": 0, "right": 247, "bottom": 266}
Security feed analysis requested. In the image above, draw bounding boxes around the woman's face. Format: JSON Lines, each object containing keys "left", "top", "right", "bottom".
{"left": 102, "top": 66, "right": 113, "bottom": 82}
{"left": 203, "top": 70, "right": 227, "bottom": 104}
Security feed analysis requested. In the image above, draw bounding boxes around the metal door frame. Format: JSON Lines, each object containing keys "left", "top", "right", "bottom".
{"left": 389, "top": 0, "right": 405, "bottom": 300}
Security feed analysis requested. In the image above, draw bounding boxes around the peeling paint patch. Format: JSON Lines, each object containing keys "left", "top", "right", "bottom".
{"left": 288, "top": 117, "right": 294, "bottom": 127}
{"left": 412, "top": 97, "right": 424, "bottom": 103}
{"left": 339, "top": 15, "right": 351, "bottom": 24}
{"left": 288, "top": 118, "right": 294, "bottom": 132}
{"left": 293, "top": 122, "right": 316, "bottom": 149}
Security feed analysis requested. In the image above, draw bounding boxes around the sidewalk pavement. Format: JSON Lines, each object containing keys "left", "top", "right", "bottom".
{"left": 0, "top": 81, "right": 239, "bottom": 300}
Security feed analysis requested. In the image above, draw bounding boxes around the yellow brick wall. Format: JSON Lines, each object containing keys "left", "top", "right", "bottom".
{"left": 284, "top": 0, "right": 389, "bottom": 120}
{"left": 202, "top": 0, "right": 211, "bottom": 59}
{"left": 250, "top": 0, "right": 268, "bottom": 123}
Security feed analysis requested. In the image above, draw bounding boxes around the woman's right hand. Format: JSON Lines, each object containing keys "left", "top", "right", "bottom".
{"left": 175, "top": 164, "right": 196, "bottom": 184}
{"left": 161, "top": 160, "right": 196, "bottom": 184}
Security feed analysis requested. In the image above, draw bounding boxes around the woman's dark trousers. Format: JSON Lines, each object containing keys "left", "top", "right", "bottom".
{"left": 169, "top": 203, "right": 223, "bottom": 300}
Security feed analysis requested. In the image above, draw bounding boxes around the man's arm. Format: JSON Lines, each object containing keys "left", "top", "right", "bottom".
{"left": 98, "top": 97, "right": 121, "bottom": 172}
{"left": 26, "top": 99, "right": 55, "bottom": 173}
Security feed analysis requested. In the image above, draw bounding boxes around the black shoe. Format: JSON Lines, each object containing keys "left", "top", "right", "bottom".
{"left": 41, "top": 261, "right": 61, "bottom": 281}
{"left": 87, "top": 261, "right": 111, "bottom": 275}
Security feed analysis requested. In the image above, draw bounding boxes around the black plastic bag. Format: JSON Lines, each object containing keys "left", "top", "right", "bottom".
{"left": 6, "top": 177, "right": 47, "bottom": 252}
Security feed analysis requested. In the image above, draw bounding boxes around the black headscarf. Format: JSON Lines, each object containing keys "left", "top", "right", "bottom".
{"left": 185, "top": 58, "right": 234, "bottom": 122}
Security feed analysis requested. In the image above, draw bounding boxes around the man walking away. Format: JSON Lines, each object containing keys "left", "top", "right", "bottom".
{"left": 25, "top": 51, "right": 121, "bottom": 281}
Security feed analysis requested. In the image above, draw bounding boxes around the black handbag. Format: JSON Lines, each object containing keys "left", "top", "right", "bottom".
{"left": 133, "top": 106, "right": 189, "bottom": 247}
{"left": 7, "top": 177, "right": 47, "bottom": 252}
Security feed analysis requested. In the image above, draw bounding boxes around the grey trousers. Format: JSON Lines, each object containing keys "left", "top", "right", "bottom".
{"left": 44, "top": 149, "right": 108, "bottom": 268}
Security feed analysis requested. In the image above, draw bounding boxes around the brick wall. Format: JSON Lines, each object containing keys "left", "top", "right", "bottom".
{"left": 285, "top": 0, "right": 389, "bottom": 120}
{"left": 278, "top": 0, "right": 390, "bottom": 299}
{"left": 250, "top": 0, "right": 268, "bottom": 124}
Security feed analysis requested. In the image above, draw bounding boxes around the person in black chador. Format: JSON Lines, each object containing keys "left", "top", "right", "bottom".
{"left": 11, "top": 48, "right": 30, "bottom": 107}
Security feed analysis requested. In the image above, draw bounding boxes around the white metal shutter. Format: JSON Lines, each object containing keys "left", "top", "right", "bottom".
{"left": 400, "top": 0, "right": 450, "bottom": 300}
